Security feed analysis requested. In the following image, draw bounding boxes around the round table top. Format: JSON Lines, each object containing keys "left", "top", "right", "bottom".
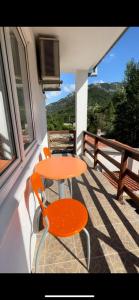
{"left": 35, "top": 156, "right": 87, "bottom": 180}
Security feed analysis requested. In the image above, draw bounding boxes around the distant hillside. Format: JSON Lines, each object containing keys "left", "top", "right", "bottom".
{"left": 47, "top": 82, "right": 122, "bottom": 113}
{"left": 46, "top": 82, "right": 123, "bottom": 130}
{"left": 47, "top": 92, "right": 74, "bottom": 115}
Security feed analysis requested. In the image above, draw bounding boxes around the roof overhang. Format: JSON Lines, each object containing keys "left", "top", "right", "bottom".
{"left": 32, "top": 27, "right": 127, "bottom": 73}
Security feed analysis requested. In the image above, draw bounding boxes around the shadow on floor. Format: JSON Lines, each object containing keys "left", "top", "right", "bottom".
{"left": 74, "top": 155, "right": 139, "bottom": 273}
{"left": 32, "top": 154, "right": 139, "bottom": 273}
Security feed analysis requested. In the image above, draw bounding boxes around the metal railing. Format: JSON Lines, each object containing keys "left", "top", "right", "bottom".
{"left": 83, "top": 130, "right": 139, "bottom": 206}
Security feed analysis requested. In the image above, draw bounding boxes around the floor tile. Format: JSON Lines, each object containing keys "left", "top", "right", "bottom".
{"left": 31, "top": 154, "right": 139, "bottom": 273}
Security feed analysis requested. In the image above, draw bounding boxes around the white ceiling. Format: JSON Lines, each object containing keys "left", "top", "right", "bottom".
{"left": 32, "top": 27, "right": 127, "bottom": 73}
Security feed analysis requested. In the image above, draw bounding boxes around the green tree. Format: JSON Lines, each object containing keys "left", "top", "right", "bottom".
{"left": 111, "top": 87, "right": 127, "bottom": 141}
{"left": 111, "top": 60, "right": 139, "bottom": 147}
{"left": 104, "top": 101, "right": 115, "bottom": 135}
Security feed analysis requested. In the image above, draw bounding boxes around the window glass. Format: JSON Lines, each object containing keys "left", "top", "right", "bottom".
{"left": 0, "top": 46, "right": 16, "bottom": 175}
{"left": 10, "top": 29, "right": 34, "bottom": 150}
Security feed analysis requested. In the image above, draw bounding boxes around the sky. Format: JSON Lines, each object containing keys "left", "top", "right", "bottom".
{"left": 46, "top": 27, "right": 139, "bottom": 105}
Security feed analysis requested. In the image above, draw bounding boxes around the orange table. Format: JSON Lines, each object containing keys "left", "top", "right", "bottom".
{"left": 35, "top": 156, "right": 87, "bottom": 198}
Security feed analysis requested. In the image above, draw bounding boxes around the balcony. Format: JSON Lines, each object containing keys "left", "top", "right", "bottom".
{"left": 32, "top": 131, "right": 139, "bottom": 273}
{"left": 1, "top": 26, "right": 139, "bottom": 274}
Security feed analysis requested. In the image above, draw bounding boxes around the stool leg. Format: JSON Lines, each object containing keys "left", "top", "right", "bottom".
{"left": 58, "top": 179, "right": 65, "bottom": 199}
{"left": 69, "top": 178, "right": 72, "bottom": 197}
{"left": 37, "top": 206, "right": 42, "bottom": 231}
{"left": 35, "top": 228, "right": 49, "bottom": 273}
{"left": 83, "top": 228, "right": 91, "bottom": 271}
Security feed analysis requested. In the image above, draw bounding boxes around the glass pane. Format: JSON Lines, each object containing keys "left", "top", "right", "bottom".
{"left": 10, "top": 29, "right": 34, "bottom": 150}
{"left": 0, "top": 46, "right": 16, "bottom": 175}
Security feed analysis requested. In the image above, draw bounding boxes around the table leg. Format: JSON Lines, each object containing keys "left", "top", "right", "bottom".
{"left": 69, "top": 178, "right": 72, "bottom": 198}
{"left": 58, "top": 179, "right": 65, "bottom": 199}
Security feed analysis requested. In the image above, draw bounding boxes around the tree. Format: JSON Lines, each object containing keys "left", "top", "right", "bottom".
{"left": 88, "top": 102, "right": 115, "bottom": 134}
{"left": 111, "top": 60, "right": 139, "bottom": 147}
{"left": 104, "top": 101, "right": 115, "bottom": 135}
{"left": 124, "top": 60, "right": 139, "bottom": 146}
{"left": 87, "top": 110, "right": 97, "bottom": 133}
{"left": 111, "top": 87, "right": 128, "bottom": 141}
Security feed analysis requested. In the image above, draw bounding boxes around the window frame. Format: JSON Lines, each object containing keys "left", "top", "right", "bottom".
{"left": 0, "top": 28, "right": 21, "bottom": 188}
{"left": 17, "top": 27, "right": 37, "bottom": 150}
{"left": 4, "top": 27, "right": 36, "bottom": 156}
{"left": 0, "top": 27, "right": 38, "bottom": 197}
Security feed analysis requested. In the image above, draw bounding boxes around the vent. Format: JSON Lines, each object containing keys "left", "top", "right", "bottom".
{"left": 36, "top": 35, "right": 62, "bottom": 91}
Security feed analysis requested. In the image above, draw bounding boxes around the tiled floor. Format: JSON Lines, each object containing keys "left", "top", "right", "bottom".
{"left": 32, "top": 154, "right": 139, "bottom": 273}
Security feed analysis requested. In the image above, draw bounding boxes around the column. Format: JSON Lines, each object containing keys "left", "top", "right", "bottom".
{"left": 75, "top": 70, "right": 88, "bottom": 155}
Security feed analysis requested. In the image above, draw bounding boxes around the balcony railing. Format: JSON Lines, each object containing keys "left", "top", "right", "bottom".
{"left": 48, "top": 130, "right": 76, "bottom": 154}
{"left": 83, "top": 130, "right": 139, "bottom": 206}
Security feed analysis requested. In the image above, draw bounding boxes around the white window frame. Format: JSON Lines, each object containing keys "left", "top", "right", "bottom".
{"left": 4, "top": 27, "right": 36, "bottom": 157}
{"left": 0, "top": 28, "right": 21, "bottom": 188}
{"left": 18, "top": 27, "right": 37, "bottom": 149}
{"left": 0, "top": 27, "right": 38, "bottom": 202}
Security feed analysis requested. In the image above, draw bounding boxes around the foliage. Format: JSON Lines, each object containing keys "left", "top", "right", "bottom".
{"left": 46, "top": 61, "right": 139, "bottom": 148}
{"left": 111, "top": 60, "right": 139, "bottom": 147}
{"left": 62, "top": 124, "right": 74, "bottom": 130}
{"left": 47, "top": 82, "right": 117, "bottom": 132}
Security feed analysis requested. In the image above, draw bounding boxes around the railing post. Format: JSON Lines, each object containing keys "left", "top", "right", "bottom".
{"left": 94, "top": 136, "right": 98, "bottom": 169}
{"left": 117, "top": 150, "right": 128, "bottom": 203}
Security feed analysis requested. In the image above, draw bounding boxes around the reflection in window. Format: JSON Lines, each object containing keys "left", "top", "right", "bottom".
{"left": 10, "top": 29, "right": 34, "bottom": 150}
{"left": 0, "top": 46, "right": 16, "bottom": 175}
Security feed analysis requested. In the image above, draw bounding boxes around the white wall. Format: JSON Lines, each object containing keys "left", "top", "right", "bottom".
{"left": 0, "top": 27, "right": 48, "bottom": 273}
{"left": 0, "top": 148, "right": 40, "bottom": 272}
{"left": 86, "top": 147, "right": 139, "bottom": 174}
{"left": 128, "top": 156, "right": 139, "bottom": 175}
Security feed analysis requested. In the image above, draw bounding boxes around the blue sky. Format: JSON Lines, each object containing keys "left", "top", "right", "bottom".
{"left": 46, "top": 27, "right": 139, "bottom": 105}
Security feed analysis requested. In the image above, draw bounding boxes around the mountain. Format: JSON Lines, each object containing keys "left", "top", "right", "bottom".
{"left": 47, "top": 82, "right": 122, "bottom": 112}
{"left": 47, "top": 92, "right": 75, "bottom": 114}
{"left": 46, "top": 82, "right": 123, "bottom": 130}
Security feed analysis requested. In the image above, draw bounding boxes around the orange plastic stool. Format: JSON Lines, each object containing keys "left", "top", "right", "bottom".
{"left": 43, "top": 147, "right": 51, "bottom": 159}
{"left": 30, "top": 172, "right": 90, "bottom": 273}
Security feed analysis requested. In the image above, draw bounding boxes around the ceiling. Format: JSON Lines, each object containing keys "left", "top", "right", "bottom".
{"left": 32, "top": 27, "right": 127, "bottom": 73}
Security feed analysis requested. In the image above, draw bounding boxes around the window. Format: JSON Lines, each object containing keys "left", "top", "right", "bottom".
{"left": 0, "top": 27, "right": 36, "bottom": 193}
{"left": 9, "top": 28, "right": 34, "bottom": 150}
{"left": 0, "top": 46, "right": 16, "bottom": 175}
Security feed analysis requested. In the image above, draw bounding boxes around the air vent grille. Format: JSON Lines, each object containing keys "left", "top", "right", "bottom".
{"left": 36, "top": 35, "right": 62, "bottom": 91}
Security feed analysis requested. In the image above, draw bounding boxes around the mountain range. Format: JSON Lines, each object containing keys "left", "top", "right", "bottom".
{"left": 47, "top": 82, "right": 123, "bottom": 117}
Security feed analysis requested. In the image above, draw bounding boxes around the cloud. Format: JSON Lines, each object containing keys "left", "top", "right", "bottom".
{"left": 45, "top": 83, "right": 75, "bottom": 100}
{"left": 46, "top": 91, "right": 62, "bottom": 99}
{"left": 109, "top": 53, "right": 115, "bottom": 58}
{"left": 103, "top": 52, "right": 116, "bottom": 63}
{"left": 93, "top": 79, "right": 104, "bottom": 84}
{"left": 45, "top": 83, "right": 75, "bottom": 105}
{"left": 62, "top": 83, "right": 75, "bottom": 93}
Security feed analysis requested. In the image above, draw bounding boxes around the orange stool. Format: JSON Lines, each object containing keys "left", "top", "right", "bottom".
{"left": 43, "top": 147, "right": 51, "bottom": 159}
{"left": 42, "top": 147, "right": 52, "bottom": 189}
{"left": 30, "top": 172, "right": 90, "bottom": 273}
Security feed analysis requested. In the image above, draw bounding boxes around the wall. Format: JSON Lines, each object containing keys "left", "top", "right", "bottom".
{"left": 86, "top": 147, "right": 139, "bottom": 174}
{"left": 0, "top": 27, "right": 48, "bottom": 273}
